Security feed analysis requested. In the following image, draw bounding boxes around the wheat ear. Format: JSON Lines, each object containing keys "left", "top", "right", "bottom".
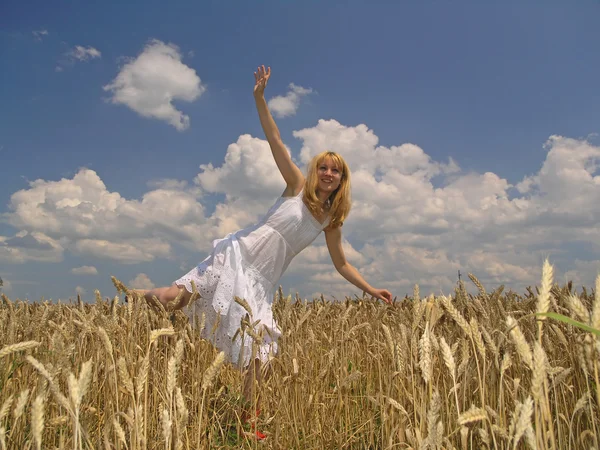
{"left": 31, "top": 395, "right": 45, "bottom": 450}
{"left": 0, "top": 341, "right": 40, "bottom": 358}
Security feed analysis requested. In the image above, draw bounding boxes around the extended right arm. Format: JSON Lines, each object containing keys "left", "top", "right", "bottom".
{"left": 254, "top": 66, "right": 304, "bottom": 193}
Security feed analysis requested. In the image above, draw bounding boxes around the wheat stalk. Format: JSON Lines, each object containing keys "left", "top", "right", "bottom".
{"left": 97, "top": 327, "right": 113, "bottom": 357}
{"left": 0, "top": 340, "right": 40, "bottom": 358}
{"left": 512, "top": 397, "right": 534, "bottom": 450}
{"left": 524, "top": 425, "right": 537, "bottom": 450}
{"left": 506, "top": 316, "right": 533, "bottom": 369}
{"left": 470, "top": 318, "right": 487, "bottom": 360}
{"left": 201, "top": 351, "right": 225, "bottom": 391}
{"left": 592, "top": 274, "right": 600, "bottom": 329}
{"left": 112, "top": 417, "right": 127, "bottom": 448}
{"left": 387, "top": 397, "right": 409, "bottom": 417}
{"left": 0, "top": 396, "right": 13, "bottom": 423}
{"left": 137, "top": 354, "right": 150, "bottom": 400}
{"left": 536, "top": 259, "right": 553, "bottom": 324}
{"left": 12, "top": 389, "right": 30, "bottom": 423}
{"left": 117, "top": 357, "right": 135, "bottom": 397}
{"left": 458, "top": 405, "right": 487, "bottom": 426}
{"left": 567, "top": 294, "right": 590, "bottom": 324}
{"left": 31, "top": 395, "right": 45, "bottom": 450}
{"left": 161, "top": 408, "right": 172, "bottom": 449}
{"left": 440, "top": 295, "right": 472, "bottom": 337}
{"left": 426, "top": 390, "right": 441, "bottom": 448}
{"left": 381, "top": 323, "right": 395, "bottom": 355}
{"left": 175, "top": 387, "right": 188, "bottom": 427}
{"left": 234, "top": 296, "right": 253, "bottom": 316}
{"left": 531, "top": 342, "right": 547, "bottom": 403}
{"left": 440, "top": 336, "right": 460, "bottom": 415}
{"left": 150, "top": 327, "right": 176, "bottom": 346}
{"left": 25, "top": 356, "right": 72, "bottom": 413}
{"left": 418, "top": 322, "right": 432, "bottom": 384}
{"left": 167, "top": 356, "right": 177, "bottom": 398}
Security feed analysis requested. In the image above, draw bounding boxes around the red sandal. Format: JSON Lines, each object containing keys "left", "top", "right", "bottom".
{"left": 243, "top": 409, "right": 266, "bottom": 440}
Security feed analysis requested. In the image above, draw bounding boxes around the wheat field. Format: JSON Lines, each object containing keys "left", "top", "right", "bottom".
{"left": 0, "top": 262, "right": 599, "bottom": 449}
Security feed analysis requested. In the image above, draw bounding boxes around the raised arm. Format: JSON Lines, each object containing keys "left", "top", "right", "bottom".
{"left": 254, "top": 66, "right": 304, "bottom": 194}
{"left": 325, "top": 226, "right": 393, "bottom": 304}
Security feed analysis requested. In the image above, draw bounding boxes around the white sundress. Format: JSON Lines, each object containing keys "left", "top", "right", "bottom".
{"left": 175, "top": 190, "right": 329, "bottom": 367}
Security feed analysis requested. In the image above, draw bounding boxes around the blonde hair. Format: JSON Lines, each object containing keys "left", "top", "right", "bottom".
{"left": 303, "top": 151, "right": 351, "bottom": 229}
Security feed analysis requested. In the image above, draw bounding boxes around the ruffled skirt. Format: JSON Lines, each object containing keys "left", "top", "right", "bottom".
{"left": 175, "top": 233, "right": 280, "bottom": 367}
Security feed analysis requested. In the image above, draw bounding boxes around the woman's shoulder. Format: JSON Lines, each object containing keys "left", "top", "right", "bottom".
{"left": 281, "top": 184, "right": 304, "bottom": 198}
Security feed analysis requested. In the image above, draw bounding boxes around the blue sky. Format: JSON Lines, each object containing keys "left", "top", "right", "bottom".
{"left": 1, "top": 1, "right": 599, "bottom": 301}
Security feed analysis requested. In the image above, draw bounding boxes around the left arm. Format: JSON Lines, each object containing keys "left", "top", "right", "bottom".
{"left": 325, "top": 226, "right": 393, "bottom": 304}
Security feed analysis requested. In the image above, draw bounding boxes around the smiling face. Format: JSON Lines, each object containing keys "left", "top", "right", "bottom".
{"left": 303, "top": 151, "right": 351, "bottom": 227}
{"left": 317, "top": 157, "right": 343, "bottom": 196}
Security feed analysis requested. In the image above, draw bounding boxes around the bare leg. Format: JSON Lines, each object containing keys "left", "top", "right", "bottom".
{"left": 243, "top": 359, "right": 262, "bottom": 405}
{"left": 241, "top": 358, "right": 262, "bottom": 421}
{"left": 240, "top": 358, "right": 270, "bottom": 440}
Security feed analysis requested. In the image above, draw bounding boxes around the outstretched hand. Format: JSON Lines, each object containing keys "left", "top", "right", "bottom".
{"left": 254, "top": 65, "right": 271, "bottom": 97}
{"left": 372, "top": 288, "right": 393, "bottom": 305}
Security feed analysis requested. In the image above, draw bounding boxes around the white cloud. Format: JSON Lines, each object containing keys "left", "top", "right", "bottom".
{"left": 289, "top": 125, "right": 600, "bottom": 296}
{"left": 3, "top": 169, "right": 208, "bottom": 263}
{"left": 268, "top": 83, "right": 313, "bottom": 118}
{"left": 75, "top": 285, "right": 86, "bottom": 296}
{"left": 0, "top": 231, "right": 64, "bottom": 263}
{"left": 68, "top": 45, "right": 101, "bottom": 61}
{"left": 515, "top": 135, "right": 600, "bottom": 209}
{"left": 2, "top": 121, "right": 600, "bottom": 299}
{"left": 71, "top": 265, "right": 98, "bottom": 275}
{"left": 74, "top": 238, "right": 170, "bottom": 264}
{"left": 128, "top": 273, "right": 155, "bottom": 290}
{"left": 287, "top": 238, "right": 366, "bottom": 275}
{"left": 103, "top": 39, "right": 205, "bottom": 131}
{"left": 195, "top": 134, "right": 286, "bottom": 199}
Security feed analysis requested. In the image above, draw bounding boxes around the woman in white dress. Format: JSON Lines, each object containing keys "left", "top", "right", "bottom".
{"left": 132, "top": 65, "right": 392, "bottom": 430}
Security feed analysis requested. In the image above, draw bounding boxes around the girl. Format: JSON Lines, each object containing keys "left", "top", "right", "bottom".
{"left": 132, "top": 65, "right": 392, "bottom": 435}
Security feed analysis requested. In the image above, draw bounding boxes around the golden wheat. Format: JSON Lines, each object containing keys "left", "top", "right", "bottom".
{"left": 0, "top": 266, "right": 598, "bottom": 449}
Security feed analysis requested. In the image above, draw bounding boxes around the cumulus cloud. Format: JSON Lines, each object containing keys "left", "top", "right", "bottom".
{"left": 74, "top": 238, "right": 170, "bottom": 263}
{"left": 195, "top": 134, "right": 286, "bottom": 199}
{"left": 75, "top": 286, "right": 86, "bottom": 296}
{"left": 3, "top": 169, "right": 208, "bottom": 263}
{"left": 286, "top": 126, "right": 600, "bottom": 296}
{"left": 2, "top": 121, "right": 599, "bottom": 299}
{"left": 103, "top": 40, "right": 205, "bottom": 130}
{"left": 128, "top": 273, "right": 155, "bottom": 290}
{"left": 0, "top": 231, "right": 64, "bottom": 263}
{"left": 516, "top": 135, "right": 600, "bottom": 208}
{"left": 268, "top": 83, "right": 313, "bottom": 118}
{"left": 71, "top": 265, "right": 98, "bottom": 275}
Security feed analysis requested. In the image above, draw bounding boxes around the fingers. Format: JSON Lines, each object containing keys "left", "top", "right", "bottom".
{"left": 378, "top": 290, "right": 393, "bottom": 305}
{"left": 254, "top": 65, "right": 271, "bottom": 84}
